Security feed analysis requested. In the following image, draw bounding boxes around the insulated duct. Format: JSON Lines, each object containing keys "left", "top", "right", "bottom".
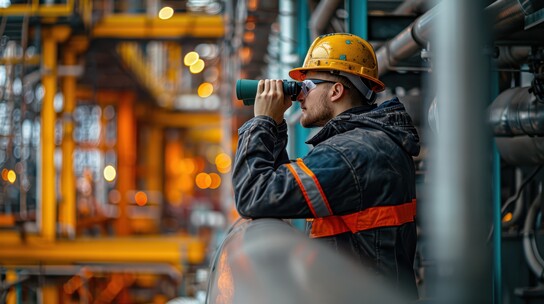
{"left": 308, "top": 0, "right": 343, "bottom": 40}
{"left": 206, "top": 218, "right": 405, "bottom": 303}
{"left": 495, "top": 45, "right": 532, "bottom": 67}
{"left": 376, "top": 0, "right": 541, "bottom": 76}
{"left": 489, "top": 86, "right": 544, "bottom": 137}
{"left": 495, "top": 136, "right": 544, "bottom": 165}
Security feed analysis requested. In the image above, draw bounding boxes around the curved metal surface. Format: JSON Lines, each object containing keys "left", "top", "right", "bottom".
{"left": 489, "top": 86, "right": 544, "bottom": 137}
{"left": 377, "top": 0, "right": 533, "bottom": 76}
{"left": 495, "top": 136, "right": 544, "bottom": 165}
{"left": 206, "top": 218, "right": 404, "bottom": 304}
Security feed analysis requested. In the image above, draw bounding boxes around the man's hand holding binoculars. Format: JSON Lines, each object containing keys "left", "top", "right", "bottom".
{"left": 254, "top": 79, "right": 293, "bottom": 125}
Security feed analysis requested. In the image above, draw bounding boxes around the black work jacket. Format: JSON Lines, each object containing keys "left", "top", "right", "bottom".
{"left": 233, "top": 97, "right": 420, "bottom": 299}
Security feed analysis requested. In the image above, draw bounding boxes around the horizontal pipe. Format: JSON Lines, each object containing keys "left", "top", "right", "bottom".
{"left": 308, "top": 0, "right": 343, "bottom": 39}
{"left": 377, "top": 0, "right": 536, "bottom": 76}
{"left": 0, "top": 235, "right": 206, "bottom": 266}
{"left": 207, "top": 218, "right": 404, "bottom": 303}
{"left": 495, "top": 136, "right": 544, "bottom": 165}
{"left": 489, "top": 87, "right": 544, "bottom": 137}
{"left": 495, "top": 45, "right": 531, "bottom": 67}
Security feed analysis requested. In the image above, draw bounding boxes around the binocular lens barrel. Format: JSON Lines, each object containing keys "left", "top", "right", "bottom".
{"left": 236, "top": 79, "right": 301, "bottom": 105}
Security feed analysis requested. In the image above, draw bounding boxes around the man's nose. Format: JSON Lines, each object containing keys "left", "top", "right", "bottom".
{"left": 296, "top": 91, "right": 305, "bottom": 102}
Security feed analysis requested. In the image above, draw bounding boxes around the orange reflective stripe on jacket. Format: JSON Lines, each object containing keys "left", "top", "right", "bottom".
{"left": 286, "top": 158, "right": 333, "bottom": 218}
{"left": 310, "top": 199, "right": 417, "bottom": 238}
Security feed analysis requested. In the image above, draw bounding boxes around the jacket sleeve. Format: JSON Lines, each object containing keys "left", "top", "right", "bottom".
{"left": 233, "top": 116, "right": 313, "bottom": 218}
{"left": 233, "top": 116, "right": 360, "bottom": 219}
{"left": 273, "top": 120, "right": 290, "bottom": 168}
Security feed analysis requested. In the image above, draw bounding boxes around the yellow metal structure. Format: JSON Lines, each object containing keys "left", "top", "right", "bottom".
{"left": 1, "top": 2, "right": 224, "bottom": 302}
{"left": 0, "top": 232, "right": 206, "bottom": 266}
{"left": 92, "top": 14, "right": 224, "bottom": 39}
{"left": 41, "top": 26, "right": 71, "bottom": 242}
{"left": 60, "top": 36, "right": 89, "bottom": 238}
{"left": 0, "top": 0, "right": 76, "bottom": 17}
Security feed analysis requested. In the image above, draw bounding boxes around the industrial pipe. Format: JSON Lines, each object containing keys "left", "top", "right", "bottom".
{"left": 495, "top": 45, "right": 531, "bottom": 68}
{"left": 489, "top": 86, "right": 544, "bottom": 137}
{"left": 308, "top": 0, "right": 343, "bottom": 40}
{"left": 522, "top": 192, "right": 544, "bottom": 280}
{"left": 206, "top": 218, "right": 404, "bottom": 304}
{"left": 495, "top": 136, "right": 544, "bottom": 165}
{"left": 377, "top": 0, "right": 539, "bottom": 76}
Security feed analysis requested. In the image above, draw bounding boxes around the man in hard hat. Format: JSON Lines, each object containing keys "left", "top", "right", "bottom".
{"left": 232, "top": 33, "right": 420, "bottom": 299}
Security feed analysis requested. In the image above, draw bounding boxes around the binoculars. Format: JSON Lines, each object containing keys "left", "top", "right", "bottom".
{"left": 236, "top": 79, "right": 302, "bottom": 105}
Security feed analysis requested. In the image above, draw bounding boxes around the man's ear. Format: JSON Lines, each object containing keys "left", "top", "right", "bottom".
{"left": 329, "top": 82, "right": 346, "bottom": 102}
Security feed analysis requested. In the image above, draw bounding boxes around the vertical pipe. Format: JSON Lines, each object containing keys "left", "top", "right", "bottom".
{"left": 5, "top": 269, "right": 17, "bottom": 304}
{"left": 294, "top": 0, "right": 310, "bottom": 158}
{"left": 60, "top": 49, "right": 77, "bottom": 238}
{"left": 493, "top": 146, "right": 502, "bottom": 304}
{"left": 116, "top": 91, "right": 136, "bottom": 236}
{"left": 39, "top": 283, "right": 58, "bottom": 304}
{"left": 280, "top": 0, "right": 297, "bottom": 157}
{"left": 491, "top": 71, "right": 502, "bottom": 304}
{"left": 429, "top": 0, "right": 492, "bottom": 303}
{"left": 346, "top": 0, "right": 368, "bottom": 39}
{"left": 146, "top": 125, "right": 163, "bottom": 192}
{"left": 41, "top": 30, "right": 58, "bottom": 242}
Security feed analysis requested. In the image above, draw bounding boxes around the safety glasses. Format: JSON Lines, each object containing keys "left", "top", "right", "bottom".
{"left": 300, "top": 79, "right": 337, "bottom": 98}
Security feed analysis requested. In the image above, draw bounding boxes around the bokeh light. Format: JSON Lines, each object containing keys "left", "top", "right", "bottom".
{"left": 209, "top": 173, "right": 221, "bottom": 189}
{"left": 158, "top": 6, "right": 174, "bottom": 19}
{"left": 184, "top": 51, "right": 199, "bottom": 66}
{"left": 135, "top": 191, "right": 148, "bottom": 206}
{"left": 7, "top": 170, "right": 16, "bottom": 184}
{"left": 195, "top": 172, "right": 212, "bottom": 189}
{"left": 215, "top": 153, "right": 232, "bottom": 173}
{"left": 198, "top": 82, "right": 214, "bottom": 98}
{"left": 189, "top": 59, "right": 205, "bottom": 74}
{"left": 103, "top": 165, "right": 117, "bottom": 182}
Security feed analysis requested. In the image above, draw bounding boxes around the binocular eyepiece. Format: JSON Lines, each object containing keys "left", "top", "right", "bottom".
{"left": 236, "top": 79, "right": 302, "bottom": 105}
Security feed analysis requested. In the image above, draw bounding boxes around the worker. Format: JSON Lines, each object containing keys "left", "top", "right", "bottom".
{"left": 232, "top": 33, "right": 420, "bottom": 299}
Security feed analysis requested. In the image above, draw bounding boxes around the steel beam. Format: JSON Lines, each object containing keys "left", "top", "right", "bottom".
{"left": 92, "top": 14, "right": 224, "bottom": 39}
{"left": 0, "top": 234, "right": 205, "bottom": 266}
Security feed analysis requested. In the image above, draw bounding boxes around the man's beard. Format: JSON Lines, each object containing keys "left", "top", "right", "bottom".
{"left": 300, "top": 94, "right": 333, "bottom": 128}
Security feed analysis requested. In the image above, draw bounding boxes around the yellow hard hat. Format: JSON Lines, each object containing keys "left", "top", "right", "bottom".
{"left": 289, "top": 33, "right": 385, "bottom": 92}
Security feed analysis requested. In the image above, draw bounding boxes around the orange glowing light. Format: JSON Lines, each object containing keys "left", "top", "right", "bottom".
{"left": 209, "top": 173, "right": 221, "bottom": 189}
{"left": 134, "top": 191, "right": 148, "bottom": 206}
{"left": 1, "top": 168, "right": 8, "bottom": 180}
{"left": 195, "top": 173, "right": 212, "bottom": 189}
{"left": 198, "top": 82, "right": 214, "bottom": 98}
{"left": 215, "top": 153, "right": 232, "bottom": 173}
{"left": 243, "top": 31, "right": 255, "bottom": 43}
{"left": 239, "top": 47, "right": 252, "bottom": 64}
{"left": 180, "top": 158, "right": 196, "bottom": 174}
{"left": 502, "top": 212, "right": 513, "bottom": 222}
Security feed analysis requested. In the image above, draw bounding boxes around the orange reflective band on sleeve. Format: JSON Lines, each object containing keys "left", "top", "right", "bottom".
{"left": 285, "top": 159, "right": 332, "bottom": 218}
{"left": 310, "top": 199, "right": 417, "bottom": 238}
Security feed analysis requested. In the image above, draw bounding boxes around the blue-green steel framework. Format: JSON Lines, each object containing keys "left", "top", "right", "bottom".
{"left": 346, "top": 0, "right": 368, "bottom": 39}
{"left": 491, "top": 71, "right": 502, "bottom": 304}
{"left": 293, "top": 0, "right": 311, "bottom": 158}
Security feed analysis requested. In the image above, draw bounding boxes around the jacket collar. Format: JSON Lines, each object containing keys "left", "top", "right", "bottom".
{"left": 306, "top": 97, "right": 420, "bottom": 156}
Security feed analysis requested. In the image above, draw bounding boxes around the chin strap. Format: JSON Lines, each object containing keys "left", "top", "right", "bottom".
{"left": 339, "top": 72, "right": 375, "bottom": 103}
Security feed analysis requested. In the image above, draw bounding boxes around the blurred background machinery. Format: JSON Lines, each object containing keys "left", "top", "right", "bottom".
{"left": 0, "top": 0, "right": 543, "bottom": 303}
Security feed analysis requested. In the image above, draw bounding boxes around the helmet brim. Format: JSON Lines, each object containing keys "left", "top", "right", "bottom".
{"left": 288, "top": 67, "right": 386, "bottom": 92}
